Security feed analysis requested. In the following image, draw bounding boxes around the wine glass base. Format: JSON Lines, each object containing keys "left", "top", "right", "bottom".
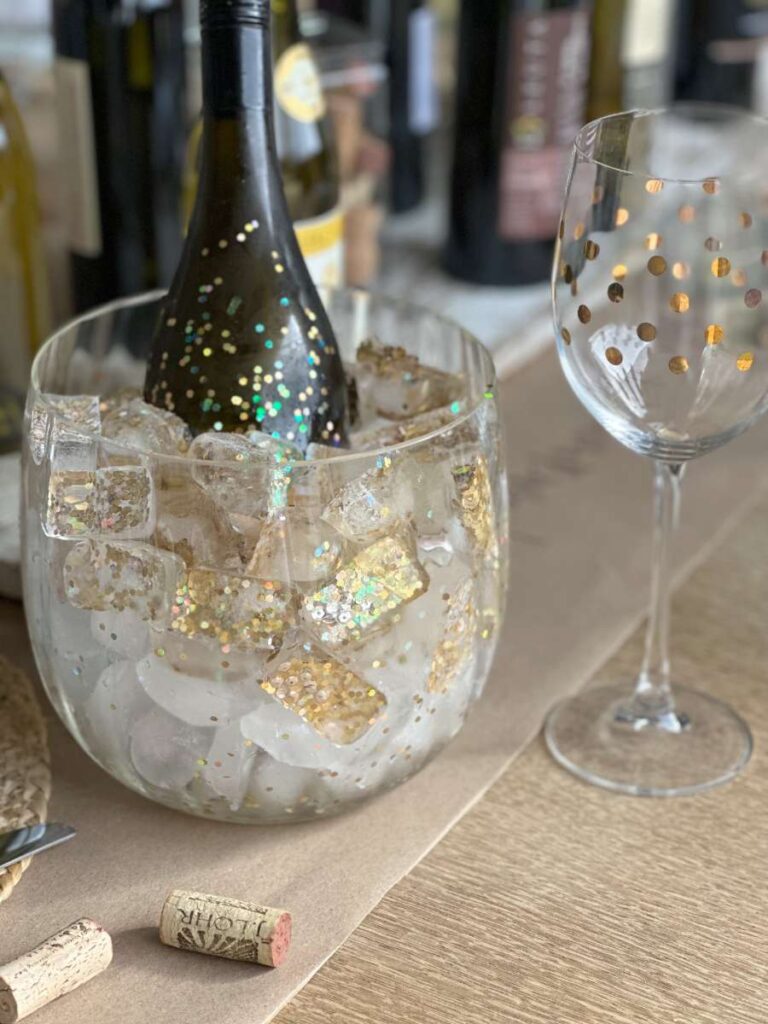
{"left": 544, "top": 684, "right": 753, "bottom": 797}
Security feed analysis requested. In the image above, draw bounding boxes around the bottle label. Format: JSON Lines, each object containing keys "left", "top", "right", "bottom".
{"left": 498, "top": 8, "right": 590, "bottom": 242}
{"left": 275, "top": 44, "right": 326, "bottom": 124}
{"left": 54, "top": 57, "right": 103, "bottom": 258}
{"left": 409, "top": 7, "right": 438, "bottom": 136}
{"left": 294, "top": 206, "right": 345, "bottom": 288}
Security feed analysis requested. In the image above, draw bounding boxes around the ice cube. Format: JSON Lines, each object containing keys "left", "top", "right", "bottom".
{"left": 321, "top": 454, "right": 411, "bottom": 543}
{"left": 155, "top": 476, "right": 242, "bottom": 569}
{"left": 170, "top": 568, "right": 297, "bottom": 655}
{"left": 355, "top": 340, "right": 463, "bottom": 421}
{"left": 147, "top": 630, "right": 273, "bottom": 687}
{"left": 188, "top": 432, "right": 300, "bottom": 517}
{"left": 130, "top": 707, "right": 212, "bottom": 791}
{"left": 29, "top": 395, "right": 101, "bottom": 466}
{"left": 136, "top": 650, "right": 267, "bottom": 727}
{"left": 83, "top": 661, "right": 152, "bottom": 774}
{"left": 92, "top": 609, "right": 152, "bottom": 661}
{"left": 201, "top": 722, "right": 259, "bottom": 810}
{"left": 302, "top": 528, "right": 429, "bottom": 649}
{"left": 63, "top": 540, "right": 184, "bottom": 622}
{"left": 101, "top": 397, "right": 192, "bottom": 457}
{"left": 98, "top": 386, "right": 143, "bottom": 417}
{"left": 243, "top": 756, "right": 319, "bottom": 816}
{"left": 45, "top": 465, "right": 155, "bottom": 540}
{"left": 246, "top": 507, "right": 345, "bottom": 585}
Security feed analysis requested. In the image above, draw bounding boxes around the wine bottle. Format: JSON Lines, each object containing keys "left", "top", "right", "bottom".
{"left": 183, "top": 0, "right": 345, "bottom": 288}
{"left": 52, "top": 0, "right": 187, "bottom": 313}
{"left": 145, "top": 0, "right": 349, "bottom": 451}
{"left": 675, "top": 0, "right": 768, "bottom": 109}
{"left": 0, "top": 70, "right": 49, "bottom": 451}
{"left": 444, "top": 0, "right": 591, "bottom": 286}
{"left": 587, "top": 0, "right": 677, "bottom": 121}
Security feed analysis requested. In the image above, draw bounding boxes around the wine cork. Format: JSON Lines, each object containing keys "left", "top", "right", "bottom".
{"left": 159, "top": 890, "right": 292, "bottom": 968}
{"left": 0, "top": 919, "right": 112, "bottom": 1024}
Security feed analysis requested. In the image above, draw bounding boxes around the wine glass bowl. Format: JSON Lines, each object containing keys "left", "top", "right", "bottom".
{"left": 547, "top": 106, "right": 768, "bottom": 796}
{"left": 22, "top": 289, "right": 507, "bottom": 824}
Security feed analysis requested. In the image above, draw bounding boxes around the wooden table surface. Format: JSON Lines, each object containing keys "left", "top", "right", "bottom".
{"left": 277, "top": 498, "right": 768, "bottom": 1024}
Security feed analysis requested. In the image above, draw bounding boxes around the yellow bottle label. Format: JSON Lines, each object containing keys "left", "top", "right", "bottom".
{"left": 295, "top": 207, "right": 345, "bottom": 289}
{"left": 275, "top": 44, "right": 326, "bottom": 124}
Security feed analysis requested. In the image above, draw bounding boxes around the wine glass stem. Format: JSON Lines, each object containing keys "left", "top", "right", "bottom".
{"left": 632, "top": 461, "right": 685, "bottom": 720}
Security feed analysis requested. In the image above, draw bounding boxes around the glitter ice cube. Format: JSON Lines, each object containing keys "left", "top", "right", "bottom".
{"left": 350, "top": 403, "right": 470, "bottom": 451}
{"left": 64, "top": 540, "right": 184, "bottom": 623}
{"left": 91, "top": 609, "right": 152, "bottom": 661}
{"left": 29, "top": 394, "right": 101, "bottom": 466}
{"left": 427, "top": 577, "right": 478, "bottom": 694}
{"left": 302, "top": 530, "right": 428, "bottom": 648}
{"left": 262, "top": 655, "right": 386, "bottom": 746}
{"left": 101, "top": 397, "right": 192, "bottom": 458}
{"left": 189, "top": 432, "right": 300, "bottom": 516}
{"left": 130, "top": 707, "right": 212, "bottom": 792}
{"left": 247, "top": 508, "right": 345, "bottom": 585}
{"left": 45, "top": 465, "right": 155, "bottom": 540}
{"left": 202, "top": 722, "right": 259, "bottom": 810}
{"left": 170, "top": 568, "right": 296, "bottom": 654}
{"left": 355, "top": 340, "right": 463, "bottom": 421}
{"left": 452, "top": 456, "right": 496, "bottom": 557}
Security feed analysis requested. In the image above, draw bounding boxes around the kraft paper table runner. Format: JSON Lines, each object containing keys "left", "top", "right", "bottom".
{"left": 277, "top": 495, "right": 768, "bottom": 1024}
{"left": 2, "top": 347, "right": 768, "bottom": 1024}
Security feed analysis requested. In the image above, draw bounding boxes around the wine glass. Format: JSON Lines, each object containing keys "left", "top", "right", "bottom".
{"left": 547, "top": 106, "right": 768, "bottom": 796}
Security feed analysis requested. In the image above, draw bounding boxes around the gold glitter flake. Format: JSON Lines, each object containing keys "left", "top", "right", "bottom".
{"left": 745, "top": 288, "right": 763, "bottom": 309}
{"left": 740, "top": 212, "right": 753, "bottom": 228}
{"left": 669, "top": 356, "right": 689, "bottom": 374}
{"left": 645, "top": 232, "right": 663, "bottom": 250}
{"left": 592, "top": 185, "right": 605, "bottom": 204}
{"left": 561, "top": 327, "right": 571, "bottom": 346}
{"left": 637, "top": 323, "right": 657, "bottom": 342}
{"left": 171, "top": 569, "right": 295, "bottom": 654}
{"left": 704, "top": 236, "right": 721, "bottom": 252}
{"left": 577, "top": 304, "right": 592, "bottom": 324}
{"left": 563, "top": 264, "right": 574, "bottom": 284}
{"left": 573, "top": 221, "right": 586, "bottom": 240}
{"left": 670, "top": 292, "right": 690, "bottom": 313}
{"left": 705, "top": 324, "right": 724, "bottom": 345}
{"left": 584, "top": 240, "right": 600, "bottom": 260}
{"left": 711, "top": 257, "right": 731, "bottom": 278}
{"left": 615, "top": 208, "right": 630, "bottom": 227}
{"left": 428, "top": 579, "right": 478, "bottom": 694}
{"left": 737, "top": 352, "right": 755, "bottom": 372}
{"left": 261, "top": 656, "right": 386, "bottom": 745}
{"left": 702, "top": 178, "right": 720, "bottom": 195}
{"left": 678, "top": 204, "right": 696, "bottom": 223}
{"left": 452, "top": 457, "right": 495, "bottom": 555}
{"left": 612, "top": 264, "right": 627, "bottom": 280}
{"left": 607, "top": 283, "right": 624, "bottom": 303}
{"left": 731, "top": 268, "right": 748, "bottom": 287}
{"left": 647, "top": 255, "right": 667, "bottom": 276}
{"left": 645, "top": 179, "right": 664, "bottom": 194}
{"left": 303, "top": 532, "right": 429, "bottom": 648}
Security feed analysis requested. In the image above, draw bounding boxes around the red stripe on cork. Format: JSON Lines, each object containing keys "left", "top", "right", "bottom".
{"left": 268, "top": 913, "right": 292, "bottom": 967}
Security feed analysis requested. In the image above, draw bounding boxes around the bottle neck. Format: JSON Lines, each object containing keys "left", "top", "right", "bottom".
{"left": 271, "top": 0, "right": 301, "bottom": 56}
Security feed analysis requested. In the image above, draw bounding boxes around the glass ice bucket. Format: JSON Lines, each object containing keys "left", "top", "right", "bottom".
{"left": 22, "top": 289, "right": 508, "bottom": 824}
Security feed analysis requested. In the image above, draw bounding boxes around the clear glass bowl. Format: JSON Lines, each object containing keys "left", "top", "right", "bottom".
{"left": 22, "top": 289, "right": 508, "bottom": 824}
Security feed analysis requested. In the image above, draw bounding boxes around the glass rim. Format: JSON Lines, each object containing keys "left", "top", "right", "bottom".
{"left": 29, "top": 287, "right": 498, "bottom": 469}
{"left": 573, "top": 103, "right": 768, "bottom": 185}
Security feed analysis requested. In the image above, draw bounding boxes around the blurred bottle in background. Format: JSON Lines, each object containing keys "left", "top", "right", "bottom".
{"left": 52, "top": 0, "right": 187, "bottom": 313}
{"left": 272, "top": 0, "right": 345, "bottom": 285}
{"left": 675, "top": 0, "right": 768, "bottom": 108}
{"left": 587, "top": 0, "right": 677, "bottom": 120}
{"left": 0, "top": 68, "right": 49, "bottom": 450}
{"left": 444, "top": 0, "right": 591, "bottom": 287}
{"left": 316, "top": 0, "right": 438, "bottom": 213}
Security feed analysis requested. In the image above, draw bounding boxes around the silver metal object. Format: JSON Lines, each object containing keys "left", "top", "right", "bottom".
{"left": 0, "top": 823, "right": 76, "bottom": 870}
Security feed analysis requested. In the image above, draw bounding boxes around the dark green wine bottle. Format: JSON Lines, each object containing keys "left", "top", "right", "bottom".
{"left": 145, "top": 0, "right": 349, "bottom": 452}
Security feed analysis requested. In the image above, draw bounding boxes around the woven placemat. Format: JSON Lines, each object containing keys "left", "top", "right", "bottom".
{"left": 0, "top": 656, "right": 50, "bottom": 904}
